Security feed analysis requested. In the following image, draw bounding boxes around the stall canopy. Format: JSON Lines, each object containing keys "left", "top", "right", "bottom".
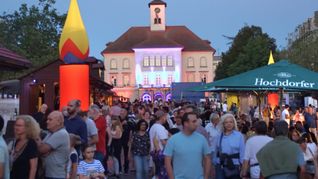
{"left": 198, "top": 60, "right": 318, "bottom": 91}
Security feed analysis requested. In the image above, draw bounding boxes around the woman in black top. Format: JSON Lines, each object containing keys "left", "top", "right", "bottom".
{"left": 10, "top": 115, "right": 40, "bottom": 179}
{"left": 131, "top": 120, "right": 150, "bottom": 179}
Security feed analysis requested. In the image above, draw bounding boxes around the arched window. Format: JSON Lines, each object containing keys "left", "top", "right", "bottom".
{"left": 200, "top": 57, "right": 207, "bottom": 67}
{"left": 123, "top": 58, "right": 130, "bottom": 69}
{"left": 110, "top": 59, "right": 117, "bottom": 69}
{"left": 187, "top": 57, "right": 194, "bottom": 68}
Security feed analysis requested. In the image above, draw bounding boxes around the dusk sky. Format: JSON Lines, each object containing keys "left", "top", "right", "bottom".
{"left": 1, "top": 0, "right": 318, "bottom": 59}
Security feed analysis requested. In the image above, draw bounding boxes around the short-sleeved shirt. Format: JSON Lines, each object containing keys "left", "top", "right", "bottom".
{"left": 94, "top": 115, "right": 106, "bottom": 155}
{"left": 64, "top": 115, "right": 88, "bottom": 144}
{"left": 164, "top": 132, "right": 210, "bottom": 179}
{"left": 77, "top": 159, "right": 105, "bottom": 176}
{"left": 244, "top": 135, "right": 273, "bottom": 178}
{"left": 0, "top": 136, "right": 9, "bottom": 179}
{"left": 86, "top": 118, "right": 98, "bottom": 149}
{"left": 43, "top": 128, "right": 70, "bottom": 178}
{"left": 149, "top": 123, "right": 168, "bottom": 151}
{"left": 11, "top": 139, "right": 38, "bottom": 179}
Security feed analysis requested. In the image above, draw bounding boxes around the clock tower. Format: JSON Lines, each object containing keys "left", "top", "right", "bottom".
{"left": 149, "top": 0, "right": 166, "bottom": 31}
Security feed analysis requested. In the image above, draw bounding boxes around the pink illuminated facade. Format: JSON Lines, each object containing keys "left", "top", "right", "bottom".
{"left": 102, "top": 0, "right": 216, "bottom": 101}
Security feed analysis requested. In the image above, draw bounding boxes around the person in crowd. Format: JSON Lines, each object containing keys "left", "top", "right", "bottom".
{"left": 304, "top": 106, "right": 317, "bottom": 137}
{"left": 164, "top": 112, "right": 211, "bottom": 179}
{"left": 10, "top": 115, "right": 40, "bottom": 179}
{"left": 149, "top": 110, "right": 169, "bottom": 179}
{"left": 288, "top": 127, "right": 301, "bottom": 143}
{"left": 172, "top": 116, "right": 183, "bottom": 131}
{"left": 222, "top": 101, "right": 228, "bottom": 114}
{"left": 120, "top": 108, "right": 134, "bottom": 174}
{"left": 77, "top": 144, "right": 105, "bottom": 179}
{"left": 297, "top": 134, "right": 317, "bottom": 178}
{"left": 110, "top": 101, "right": 122, "bottom": 117}
{"left": 213, "top": 113, "right": 245, "bottom": 179}
{"left": 131, "top": 120, "right": 150, "bottom": 179}
{"left": 109, "top": 116, "right": 123, "bottom": 176}
{"left": 293, "top": 108, "right": 304, "bottom": 123}
{"left": 32, "top": 103, "right": 48, "bottom": 130}
{"left": 136, "top": 105, "right": 146, "bottom": 122}
{"left": 241, "top": 121, "right": 273, "bottom": 179}
{"left": 281, "top": 104, "right": 291, "bottom": 126}
{"left": 67, "top": 134, "right": 81, "bottom": 179}
{"left": 143, "top": 110, "right": 152, "bottom": 125}
{"left": 80, "top": 110, "right": 98, "bottom": 149}
{"left": 64, "top": 99, "right": 88, "bottom": 145}
{"left": 0, "top": 115, "right": 10, "bottom": 179}
{"left": 88, "top": 105, "right": 107, "bottom": 165}
{"left": 257, "top": 120, "right": 305, "bottom": 179}
{"left": 295, "top": 121, "right": 306, "bottom": 133}
{"left": 205, "top": 113, "right": 221, "bottom": 178}
{"left": 37, "top": 111, "right": 70, "bottom": 179}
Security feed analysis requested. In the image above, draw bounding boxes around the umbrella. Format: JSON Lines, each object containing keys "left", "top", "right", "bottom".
{"left": 201, "top": 60, "right": 318, "bottom": 91}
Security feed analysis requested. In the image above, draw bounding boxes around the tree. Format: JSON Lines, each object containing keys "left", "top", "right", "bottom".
{"left": 0, "top": 0, "right": 66, "bottom": 80}
{"left": 279, "top": 29, "right": 318, "bottom": 72}
{"left": 215, "top": 25, "right": 277, "bottom": 80}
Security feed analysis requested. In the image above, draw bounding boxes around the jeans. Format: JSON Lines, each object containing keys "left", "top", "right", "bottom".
{"left": 134, "top": 155, "right": 149, "bottom": 179}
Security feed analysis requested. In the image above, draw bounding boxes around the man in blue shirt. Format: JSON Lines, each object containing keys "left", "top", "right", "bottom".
{"left": 64, "top": 99, "right": 88, "bottom": 145}
{"left": 164, "top": 112, "right": 211, "bottom": 179}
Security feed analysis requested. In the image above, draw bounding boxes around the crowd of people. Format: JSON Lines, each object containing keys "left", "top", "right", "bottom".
{"left": 1, "top": 98, "right": 318, "bottom": 179}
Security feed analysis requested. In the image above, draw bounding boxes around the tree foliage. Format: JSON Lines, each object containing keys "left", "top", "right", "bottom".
{"left": 0, "top": 0, "right": 66, "bottom": 80}
{"left": 279, "top": 29, "right": 318, "bottom": 72}
{"left": 214, "top": 25, "right": 277, "bottom": 80}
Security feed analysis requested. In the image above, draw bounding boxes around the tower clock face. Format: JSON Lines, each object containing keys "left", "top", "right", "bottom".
{"left": 155, "top": 8, "right": 160, "bottom": 13}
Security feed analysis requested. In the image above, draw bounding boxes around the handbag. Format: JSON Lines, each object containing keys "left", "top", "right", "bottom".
{"left": 305, "top": 147, "right": 316, "bottom": 174}
{"left": 219, "top": 133, "right": 241, "bottom": 178}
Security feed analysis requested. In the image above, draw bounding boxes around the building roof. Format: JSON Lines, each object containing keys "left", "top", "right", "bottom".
{"left": 0, "top": 44, "right": 31, "bottom": 70}
{"left": 148, "top": 0, "right": 167, "bottom": 7}
{"left": 101, "top": 26, "right": 216, "bottom": 54}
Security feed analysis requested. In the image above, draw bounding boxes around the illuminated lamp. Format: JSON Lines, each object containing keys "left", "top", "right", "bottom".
{"left": 59, "top": 64, "right": 89, "bottom": 110}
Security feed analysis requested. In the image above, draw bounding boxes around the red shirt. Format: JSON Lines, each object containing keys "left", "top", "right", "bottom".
{"left": 94, "top": 115, "right": 106, "bottom": 155}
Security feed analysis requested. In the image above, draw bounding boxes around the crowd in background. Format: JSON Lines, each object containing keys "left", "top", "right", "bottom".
{"left": 1, "top": 98, "right": 318, "bottom": 179}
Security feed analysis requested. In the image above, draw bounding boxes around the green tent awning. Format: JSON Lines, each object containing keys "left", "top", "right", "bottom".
{"left": 202, "top": 60, "right": 318, "bottom": 91}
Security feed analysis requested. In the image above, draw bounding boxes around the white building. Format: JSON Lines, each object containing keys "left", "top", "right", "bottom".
{"left": 102, "top": 0, "right": 217, "bottom": 101}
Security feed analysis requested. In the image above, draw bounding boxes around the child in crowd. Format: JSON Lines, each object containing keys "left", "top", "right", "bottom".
{"left": 78, "top": 144, "right": 105, "bottom": 179}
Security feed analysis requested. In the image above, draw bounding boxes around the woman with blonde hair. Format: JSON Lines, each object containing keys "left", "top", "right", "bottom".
{"left": 213, "top": 113, "right": 245, "bottom": 179}
{"left": 10, "top": 115, "right": 41, "bottom": 179}
{"left": 108, "top": 116, "right": 123, "bottom": 177}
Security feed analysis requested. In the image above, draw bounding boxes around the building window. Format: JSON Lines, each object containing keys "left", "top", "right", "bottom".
{"left": 167, "top": 56, "right": 173, "bottom": 66}
{"left": 200, "top": 57, "right": 207, "bottom": 67}
{"left": 110, "top": 59, "right": 117, "bottom": 69}
{"left": 149, "top": 56, "right": 155, "bottom": 66}
{"left": 201, "top": 74, "right": 207, "bottom": 83}
{"left": 154, "top": 18, "right": 161, "bottom": 24}
{"left": 162, "top": 56, "right": 167, "bottom": 66}
{"left": 111, "top": 76, "right": 117, "bottom": 87}
{"left": 187, "top": 73, "right": 195, "bottom": 82}
{"left": 155, "top": 56, "right": 161, "bottom": 67}
{"left": 168, "top": 74, "right": 173, "bottom": 85}
{"left": 143, "top": 57, "right": 149, "bottom": 67}
{"left": 187, "top": 57, "right": 194, "bottom": 68}
{"left": 123, "top": 75, "right": 130, "bottom": 86}
{"left": 144, "top": 75, "right": 149, "bottom": 85}
{"left": 156, "top": 74, "right": 161, "bottom": 86}
{"left": 123, "top": 58, "right": 130, "bottom": 69}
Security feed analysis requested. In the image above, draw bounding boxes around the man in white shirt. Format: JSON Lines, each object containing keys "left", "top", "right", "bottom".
{"left": 281, "top": 105, "right": 290, "bottom": 126}
{"left": 149, "top": 110, "right": 169, "bottom": 151}
{"left": 222, "top": 101, "right": 228, "bottom": 113}
{"left": 241, "top": 121, "right": 273, "bottom": 179}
